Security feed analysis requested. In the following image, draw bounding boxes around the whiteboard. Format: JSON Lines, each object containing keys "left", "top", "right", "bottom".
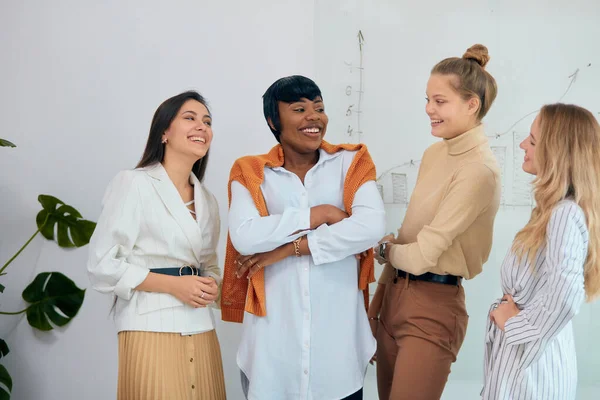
{"left": 315, "top": 0, "right": 600, "bottom": 390}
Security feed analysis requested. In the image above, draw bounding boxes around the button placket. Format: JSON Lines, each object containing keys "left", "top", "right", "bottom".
{"left": 186, "top": 335, "right": 196, "bottom": 397}
{"left": 300, "top": 256, "right": 311, "bottom": 399}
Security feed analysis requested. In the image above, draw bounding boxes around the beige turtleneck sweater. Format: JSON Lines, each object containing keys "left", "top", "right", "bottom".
{"left": 379, "top": 124, "right": 501, "bottom": 283}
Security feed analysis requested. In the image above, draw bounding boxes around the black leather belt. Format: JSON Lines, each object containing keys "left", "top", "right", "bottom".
{"left": 151, "top": 265, "right": 201, "bottom": 277}
{"left": 394, "top": 269, "right": 460, "bottom": 286}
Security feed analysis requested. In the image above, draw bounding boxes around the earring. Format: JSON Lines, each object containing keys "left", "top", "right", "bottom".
{"left": 162, "top": 138, "right": 167, "bottom": 144}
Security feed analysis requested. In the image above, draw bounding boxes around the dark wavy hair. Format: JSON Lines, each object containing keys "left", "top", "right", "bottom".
{"left": 137, "top": 90, "right": 210, "bottom": 181}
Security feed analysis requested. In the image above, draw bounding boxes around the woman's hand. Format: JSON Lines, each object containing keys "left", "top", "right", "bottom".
{"left": 367, "top": 314, "right": 379, "bottom": 365}
{"left": 310, "top": 205, "right": 349, "bottom": 228}
{"left": 355, "top": 250, "right": 369, "bottom": 260}
{"left": 490, "top": 294, "right": 520, "bottom": 331}
{"left": 236, "top": 243, "right": 295, "bottom": 279}
{"left": 169, "top": 276, "right": 218, "bottom": 308}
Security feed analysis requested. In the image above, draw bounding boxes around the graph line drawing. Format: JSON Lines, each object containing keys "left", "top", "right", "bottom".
{"left": 488, "top": 66, "right": 585, "bottom": 140}
{"left": 376, "top": 159, "right": 420, "bottom": 182}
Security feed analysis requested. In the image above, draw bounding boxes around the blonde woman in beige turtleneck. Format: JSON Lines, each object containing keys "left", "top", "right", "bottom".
{"left": 369, "top": 44, "right": 501, "bottom": 400}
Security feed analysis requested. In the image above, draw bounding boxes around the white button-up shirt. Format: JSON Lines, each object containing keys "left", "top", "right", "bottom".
{"left": 229, "top": 148, "right": 385, "bottom": 400}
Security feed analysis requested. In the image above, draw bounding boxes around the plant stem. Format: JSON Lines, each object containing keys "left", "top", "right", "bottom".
{"left": 0, "top": 309, "right": 27, "bottom": 315}
{"left": 0, "top": 229, "right": 41, "bottom": 275}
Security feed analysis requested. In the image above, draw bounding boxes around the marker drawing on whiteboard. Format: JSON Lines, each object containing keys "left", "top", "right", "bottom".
{"left": 357, "top": 30, "right": 365, "bottom": 142}
{"left": 489, "top": 68, "right": 580, "bottom": 139}
{"left": 376, "top": 159, "right": 420, "bottom": 182}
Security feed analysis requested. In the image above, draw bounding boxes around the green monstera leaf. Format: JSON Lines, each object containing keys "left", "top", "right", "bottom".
{"left": 0, "top": 138, "right": 16, "bottom": 148}
{"left": 0, "top": 339, "right": 8, "bottom": 360}
{"left": 23, "top": 272, "right": 85, "bottom": 331}
{"left": 0, "top": 364, "right": 11, "bottom": 400}
{"left": 36, "top": 195, "right": 96, "bottom": 248}
{"left": 0, "top": 340, "right": 9, "bottom": 399}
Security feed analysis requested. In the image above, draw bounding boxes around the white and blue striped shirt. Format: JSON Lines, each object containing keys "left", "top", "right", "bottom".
{"left": 482, "top": 200, "right": 588, "bottom": 399}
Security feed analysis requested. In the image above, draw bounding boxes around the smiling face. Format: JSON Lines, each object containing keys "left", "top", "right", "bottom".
{"left": 425, "top": 73, "right": 480, "bottom": 139}
{"left": 520, "top": 114, "right": 540, "bottom": 175}
{"left": 162, "top": 99, "right": 213, "bottom": 162}
{"left": 274, "top": 97, "right": 328, "bottom": 154}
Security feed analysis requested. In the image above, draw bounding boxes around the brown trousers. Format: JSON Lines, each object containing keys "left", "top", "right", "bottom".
{"left": 376, "top": 277, "right": 468, "bottom": 400}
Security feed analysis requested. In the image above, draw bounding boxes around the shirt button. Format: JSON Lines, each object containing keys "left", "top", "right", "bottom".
{"left": 304, "top": 369, "right": 308, "bottom": 375}
{"left": 191, "top": 385, "right": 195, "bottom": 389}
{"left": 304, "top": 291, "right": 309, "bottom": 296}
{"left": 190, "top": 358, "right": 193, "bottom": 362}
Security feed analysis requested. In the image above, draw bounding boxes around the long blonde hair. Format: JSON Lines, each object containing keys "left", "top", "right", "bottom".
{"left": 513, "top": 103, "right": 600, "bottom": 301}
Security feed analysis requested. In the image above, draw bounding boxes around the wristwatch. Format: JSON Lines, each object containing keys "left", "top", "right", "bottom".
{"left": 378, "top": 242, "right": 389, "bottom": 260}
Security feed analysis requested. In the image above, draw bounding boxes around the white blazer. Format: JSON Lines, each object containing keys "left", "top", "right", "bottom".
{"left": 87, "top": 163, "right": 221, "bottom": 334}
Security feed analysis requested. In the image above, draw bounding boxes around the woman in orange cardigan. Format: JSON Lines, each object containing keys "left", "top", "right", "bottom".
{"left": 221, "top": 75, "right": 386, "bottom": 400}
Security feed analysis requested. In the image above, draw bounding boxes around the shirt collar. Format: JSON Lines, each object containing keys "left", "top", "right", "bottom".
{"left": 272, "top": 147, "right": 343, "bottom": 171}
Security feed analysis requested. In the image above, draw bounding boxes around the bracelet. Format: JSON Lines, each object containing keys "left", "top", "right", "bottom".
{"left": 293, "top": 236, "right": 303, "bottom": 257}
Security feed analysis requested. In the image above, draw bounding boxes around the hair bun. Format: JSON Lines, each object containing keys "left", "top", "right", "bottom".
{"left": 462, "top": 44, "right": 490, "bottom": 68}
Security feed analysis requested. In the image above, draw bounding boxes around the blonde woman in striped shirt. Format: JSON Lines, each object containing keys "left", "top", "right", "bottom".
{"left": 484, "top": 103, "right": 600, "bottom": 399}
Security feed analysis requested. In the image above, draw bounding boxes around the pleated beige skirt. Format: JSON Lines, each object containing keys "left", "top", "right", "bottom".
{"left": 117, "top": 329, "right": 226, "bottom": 400}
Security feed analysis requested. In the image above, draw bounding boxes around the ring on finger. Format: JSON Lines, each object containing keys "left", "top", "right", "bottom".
{"left": 200, "top": 291, "right": 206, "bottom": 299}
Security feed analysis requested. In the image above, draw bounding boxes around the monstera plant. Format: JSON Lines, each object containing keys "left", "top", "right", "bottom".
{"left": 0, "top": 138, "right": 96, "bottom": 400}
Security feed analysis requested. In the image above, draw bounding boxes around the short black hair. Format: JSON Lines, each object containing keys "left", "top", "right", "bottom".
{"left": 262, "top": 75, "right": 323, "bottom": 142}
{"left": 137, "top": 90, "right": 210, "bottom": 182}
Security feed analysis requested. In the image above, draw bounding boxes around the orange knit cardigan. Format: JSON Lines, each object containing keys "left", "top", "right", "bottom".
{"left": 221, "top": 141, "right": 376, "bottom": 323}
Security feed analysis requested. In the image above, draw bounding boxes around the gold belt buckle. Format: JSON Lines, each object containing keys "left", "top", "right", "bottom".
{"left": 179, "top": 265, "right": 198, "bottom": 276}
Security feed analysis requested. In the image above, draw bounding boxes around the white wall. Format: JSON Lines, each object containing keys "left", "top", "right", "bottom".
{"left": 2, "top": 1, "right": 600, "bottom": 400}
{"left": 0, "top": 1, "right": 314, "bottom": 399}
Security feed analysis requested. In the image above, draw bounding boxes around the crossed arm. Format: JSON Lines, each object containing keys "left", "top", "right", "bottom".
{"left": 228, "top": 180, "right": 386, "bottom": 277}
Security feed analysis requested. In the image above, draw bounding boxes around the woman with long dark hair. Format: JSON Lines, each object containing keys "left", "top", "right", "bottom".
{"left": 87, "top": 91, "right": 226, "bottom": 399}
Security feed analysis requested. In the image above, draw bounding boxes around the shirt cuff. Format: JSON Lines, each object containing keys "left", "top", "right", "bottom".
{"left": 306, "top": 225, "right": 327, "bottom": 265}
{"left": 388, "top": 244, "right": 430, "bottom": 276}
{"left": 503, "top": 310, "right": 539, "bottom": 346}
{"left": 388, "top": 245, "right": 403, "bottom": 271}
{"left": 114, "top": 263, "right": 150, "bottom": 300}
{"left": 205, "top": 271, "right": 222, "bottom": 286}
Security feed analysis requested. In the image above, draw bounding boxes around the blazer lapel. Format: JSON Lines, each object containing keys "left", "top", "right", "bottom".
{"left": 190, "top": 173, "right": 212, "bottom": 262}
{"left": 145, "top": 163, "right": 204, "bottom": 265}
{"left": 190, "top": 174, "right": 208, "bottom": 224}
